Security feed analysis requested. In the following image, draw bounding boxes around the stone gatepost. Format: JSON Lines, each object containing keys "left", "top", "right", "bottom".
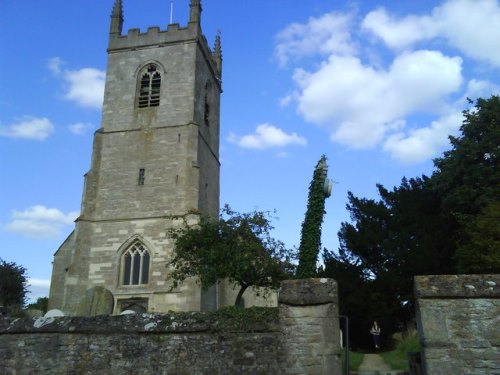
{"left": 415, "top": 274, "right": 500, "bottom": 375}
{"left": 279, "top": 278, "right": 341, "bottom": 375}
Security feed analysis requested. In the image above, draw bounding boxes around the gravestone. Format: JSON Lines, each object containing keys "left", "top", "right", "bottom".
{"left": 44, "top": 309, "right": 64, "bottom": 317}
{"left": 76, "top": 286, "right": 114, "bottom": 316}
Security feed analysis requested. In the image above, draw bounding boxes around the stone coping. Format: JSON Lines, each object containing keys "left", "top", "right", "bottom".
{"left": 279, "top": 278, "right": 338, "bottom": 305}
{"left": 0, "top": 310, "right": 279, "bottom": 335}
{"left": 414, "top": 274, "right": 499, "bottom": 299}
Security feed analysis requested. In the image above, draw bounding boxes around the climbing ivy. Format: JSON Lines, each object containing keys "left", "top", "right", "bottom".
{"left": 296, "top": 155, "right": 329, "bottom": 279}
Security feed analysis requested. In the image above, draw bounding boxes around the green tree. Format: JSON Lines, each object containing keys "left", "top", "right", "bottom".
{"left": 27, "top": 297, "right": 49, "bottom": 313}
{"left": 168, "top": 205, "right": 294, "bottom": 307}
{"left": 297, "top": 155, "right": 330, "bottom": 278}
{"left": 330, "top": 176, "right": 453, "bottom": 346}
{"left": 432, "top": 96, "right": 500, "bottom": 273}
{"left": 0, "top": 258, "right": 29, "bottom": 309}
{"left": 327, "top": 96, "right": 500, "bottom": 347}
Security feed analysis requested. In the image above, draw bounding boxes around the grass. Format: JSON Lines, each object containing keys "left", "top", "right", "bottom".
{"left": 379, "top": 336, "right": 420, "bottom": 371}
{"left": 341, "top": 349, "right": 364, "bottom": 372}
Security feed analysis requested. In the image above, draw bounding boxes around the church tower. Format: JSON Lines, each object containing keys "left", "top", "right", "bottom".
{"left": 49, "top": 0, "right": 222, "bottom": 314}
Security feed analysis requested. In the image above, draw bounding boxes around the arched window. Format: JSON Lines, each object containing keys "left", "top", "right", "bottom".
{"left": 121, "top": 241, "right": 150, "bottom": 285}
{"left": 137, "top": 64, "right": 161, "bottom": 108}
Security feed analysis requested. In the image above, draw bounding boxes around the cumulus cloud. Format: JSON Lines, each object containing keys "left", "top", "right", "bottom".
{"left": 49, "top": 57, "right": 105, "bottom": 109}
{"left": 275, "top": 11, "right": 354, "bottom": 66}
{"left": 4, "top": 205, "right": 79, "bottom": 239}
{"left": 293, "top": 51, "right": 462, "bottom": 148}
{"left": 362, "top": 0, "right": 500, "bottom": 67}
{"left": 383, "top": 111, "right": 463, "bottom": 163}
{"left": 274, "top": 0, "right": 499, "bottom": 163}
{"left": 68, "top": 122, "right": 94, "bottom": 135}
{"left": 0, "top": 117, "right": 54, "bottom": 140}
{"left": 227, "top": 123, "right": 307, "bottom": 149}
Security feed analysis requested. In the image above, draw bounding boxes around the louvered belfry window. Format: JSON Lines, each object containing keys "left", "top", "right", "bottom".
{"left": 138, "top": 64, "right": 161, "bottom": 108}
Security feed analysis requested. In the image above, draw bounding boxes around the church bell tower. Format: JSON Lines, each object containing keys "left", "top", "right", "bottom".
{"left": 49, "top": 0, "right": 222, "bottom": 314}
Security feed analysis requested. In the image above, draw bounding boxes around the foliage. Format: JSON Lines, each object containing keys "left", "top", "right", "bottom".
{"left": 432, "top": 96, "right": 500, "bottom": 273}
{"left": 342, "top": 350, "right": 364, "bottom": 372}
{"left": 379, "top": 336, "right": 420, "bottom": 371}
{"left": 297, "top": 155, "right": 329, "bottom": 278}
{"left": 168, "top": 205, "right": 294, "bottom": 306}
{"left": 210, "top": 306, "right": 279, "bottom": 330}
{"left": 27, "top": 297, "right": 49, "bottom": 313}
{"left": 0, "top": 258, "right": 29, "bottom": 308}
{"left": 158, "top": 306, "right": 279, "bottom": 331}
{"left": 324, "top": 96, "right": 500, "bottom": 349}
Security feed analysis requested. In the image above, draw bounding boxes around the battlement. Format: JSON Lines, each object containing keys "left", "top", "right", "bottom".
{"left": 108, "top": 21, "right": 220, "bottom": 81}
{"left": 109, "top": 22, "right": 197, "bottom": 51}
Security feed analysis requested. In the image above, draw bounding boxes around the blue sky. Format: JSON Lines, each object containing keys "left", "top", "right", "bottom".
{"left": 1, "top": 0, "right": 499, "bottom": 302}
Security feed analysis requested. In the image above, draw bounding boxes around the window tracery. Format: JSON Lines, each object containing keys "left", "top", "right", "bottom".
{"left": 121, "top": 241, "right": 150, "bottom": 285}
{"left": 137, "top": 64, "right": 161, "bottom": 108}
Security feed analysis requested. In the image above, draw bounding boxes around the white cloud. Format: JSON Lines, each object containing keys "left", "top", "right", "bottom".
{"left": 227, "top": 123, "right": 307, "bottom": 149}
{"left": 68, "top": 122, "right": 94, "bottom": 135}
{"left": 462, "top": 79, "right": 500, "bottom": 100}
{"left": 383, "top": 111, "right": 463, "bottom": 164}
{"left": 362, "top": 8, "right": 436, "bottom": 50}
{"left": 273, "top": 0, "right": 500, "bottom": 164}
{"left": 4, "top": 205, "right": 79, "bottom": 239}
{"left": 293, "top": 51, "right": 463, "bottom": 148}
{"left": 362, "top": 0, "right": 500, "bottom": 67}
{"left": 275, "top": 11, "right": 354, "bottom": 66}
{"left": 48, "top": 57, "right": 63, "bottom": 75}
{"left": 0, "top": 116, "right": 54, "bottom": 140}
{"left": 49, "top": 57, "right": 105, "bottom": 109}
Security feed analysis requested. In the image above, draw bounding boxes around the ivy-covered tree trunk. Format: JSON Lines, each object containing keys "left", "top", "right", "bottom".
{"left": 296, "top": 155, "right": 329, "bottom": 278}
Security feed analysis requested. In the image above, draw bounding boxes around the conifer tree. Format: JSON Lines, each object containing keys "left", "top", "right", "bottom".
{"left": 296, "top": 155, "right": 330, "bottom": 278}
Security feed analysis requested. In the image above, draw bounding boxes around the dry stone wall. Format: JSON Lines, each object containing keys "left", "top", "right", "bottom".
{"left": 415, "top": 274, "right": 500, "bottom": 375}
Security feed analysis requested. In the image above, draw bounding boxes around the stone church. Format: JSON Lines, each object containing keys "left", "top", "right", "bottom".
{"left": 49, "top": 0, "right": 272, "bottom": 315}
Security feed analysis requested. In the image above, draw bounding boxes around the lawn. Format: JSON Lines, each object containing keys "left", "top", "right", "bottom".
{"left": 341, "top": 349, "right": 364, "bottom": 372}
{"left": 379, "top": 336, "right": 420, "bottom": 371}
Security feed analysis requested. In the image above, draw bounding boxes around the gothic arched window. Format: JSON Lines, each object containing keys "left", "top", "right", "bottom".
{"left": 137, "top": 64, "right": 161, "bottom": 108}
{"left": 121, "top": 241, "right": 150, "bottom": 285}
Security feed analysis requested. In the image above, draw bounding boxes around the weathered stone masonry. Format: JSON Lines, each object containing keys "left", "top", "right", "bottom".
{"left": 415, "top": 274, "right": 500, "bottom": 375}
{"left": 0, "top": 279, "right": 341, "bottom": 375}
{"left": 1, "top": 313, "right": 280, "bottom": 375}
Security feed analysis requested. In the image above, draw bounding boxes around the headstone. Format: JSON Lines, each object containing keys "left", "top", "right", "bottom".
{"left": 44, "top": 309, "right": 65, "bottom": 317}
{"left": 76, "top": 286, "right": 114, "bottom": 316}
{"left": 120, "top": 310, "right": 137, "bottom": 315}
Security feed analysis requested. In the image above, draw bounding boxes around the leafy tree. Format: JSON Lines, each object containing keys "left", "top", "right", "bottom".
{"left": 168, "top": 205, "right": 294, "bottom": 306}
{"left": 326, "top": 96, "right": 500, "bottom": 348}
{"left": 27, "top": 297, "right": 49, "bottom": 313}
{"left": 454, "top": 201, "right": 500, "bottom": 273}
{"left": 0, "top": 258, "right": 29, "bottom": 309}
{"left": 297, "top": 155, "right": 330, "bottom": 278}
{"left": 432, "top": 96, "right": 500, "bottom": 273}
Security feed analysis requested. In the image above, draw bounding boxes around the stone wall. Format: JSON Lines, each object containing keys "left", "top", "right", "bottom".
{"left": 0, "top": 313, "right": 280, "bottom": 375}
{"left": 0, "top": 278, "right": 341, "bottom": 375}
{"left": 415, "top": 274, "right": 500, "bottom": 375}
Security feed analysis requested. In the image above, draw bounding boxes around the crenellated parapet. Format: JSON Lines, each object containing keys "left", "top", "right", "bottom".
{"left": 108, "top": 0, "right": 221, "bottom": 81}
{"left": 109, "top": 23, "right": 199, "bottom": 51}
